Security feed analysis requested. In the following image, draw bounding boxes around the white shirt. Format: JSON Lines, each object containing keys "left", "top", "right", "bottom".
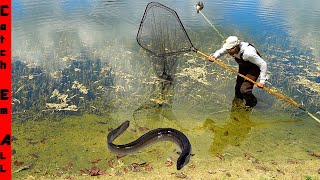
{"left": 213, "top": 42, "right": 267, "bottom": 84}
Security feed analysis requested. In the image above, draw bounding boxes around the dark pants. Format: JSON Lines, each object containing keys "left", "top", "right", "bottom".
{"left": 235, "top": 65, "right": 260, "bottom": 107}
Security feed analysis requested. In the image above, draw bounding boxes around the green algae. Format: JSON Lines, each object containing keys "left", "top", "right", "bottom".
{"left": 12, "top": 114, "right": 113, "bottom": 178}
{"left": 12, "top": 105, "right": 320, "bottom": 179}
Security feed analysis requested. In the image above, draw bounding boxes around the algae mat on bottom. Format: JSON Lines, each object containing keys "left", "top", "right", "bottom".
{"left": 12, "top": 112, "right": 320, "bottom": 179}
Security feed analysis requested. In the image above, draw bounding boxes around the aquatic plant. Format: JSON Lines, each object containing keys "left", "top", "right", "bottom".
{"left": 12, "top": 58, "right": 115, "bottom": 121}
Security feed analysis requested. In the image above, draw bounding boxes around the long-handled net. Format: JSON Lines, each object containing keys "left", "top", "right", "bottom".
{"left": 136, "top": 2, "right": 320, "bottom": 124}
{"left": 137, "top": 2, "right": 194, "bottom": 57}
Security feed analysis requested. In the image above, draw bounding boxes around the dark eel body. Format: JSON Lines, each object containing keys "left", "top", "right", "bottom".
{"left": 107, "top": 120, "right": 192, "bottom": 170}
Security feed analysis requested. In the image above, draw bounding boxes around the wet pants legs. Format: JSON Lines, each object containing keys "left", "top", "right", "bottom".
{"left": 235, "top": 67, "right": 260, "bottom": 107}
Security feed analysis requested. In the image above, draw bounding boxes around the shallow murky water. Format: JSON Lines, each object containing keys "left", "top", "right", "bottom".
{"left": 12, "top": 0, "right": 320, "bottom": 179}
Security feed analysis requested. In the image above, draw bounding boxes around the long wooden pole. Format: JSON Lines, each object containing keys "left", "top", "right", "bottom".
{"left": 195, "top": 49, "right": 320, "bottom": 123}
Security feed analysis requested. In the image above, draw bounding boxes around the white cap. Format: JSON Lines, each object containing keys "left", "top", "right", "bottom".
{"left": 223, "top": 36, "right": 240, "bottom": 49}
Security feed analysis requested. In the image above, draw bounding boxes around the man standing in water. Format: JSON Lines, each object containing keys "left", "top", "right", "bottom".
{"left": 208, "top": 36, "right": 267, "bottom": 108}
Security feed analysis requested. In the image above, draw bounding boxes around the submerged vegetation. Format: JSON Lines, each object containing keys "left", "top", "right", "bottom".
{"left": 11, "top": 21, "right": 320, "bottom": 180}
{"left": 12, "top": 42, "right": 320, "bottom": 122}
{"left": 11, "top": 40, "right": 320, "bottom": 179}
{"left": 12, "top": 58, "right": 115, "bottom": 121}
{"left": 11, "top": 1, "right": 320, "bottom": 179}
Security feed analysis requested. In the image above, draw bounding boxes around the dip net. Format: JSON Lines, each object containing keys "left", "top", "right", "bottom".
{"left": 137, "top": 2, "right": 194, "bottom": 57}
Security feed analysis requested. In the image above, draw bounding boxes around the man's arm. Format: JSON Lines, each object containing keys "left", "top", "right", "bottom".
{"left": 208, "top": 48, "right": 227, "bottom": 61}
{"left": 243, "top": 47, "right": 267, "bottom": 85}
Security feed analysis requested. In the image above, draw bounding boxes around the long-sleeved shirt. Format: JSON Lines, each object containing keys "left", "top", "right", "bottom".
{"left": 213, "top": 42, "right": 267, "bottom": 84}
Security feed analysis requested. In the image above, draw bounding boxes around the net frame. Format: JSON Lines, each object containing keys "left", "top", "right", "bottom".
{"left": 136, "top": 2, "right": 195, "bottom": 57}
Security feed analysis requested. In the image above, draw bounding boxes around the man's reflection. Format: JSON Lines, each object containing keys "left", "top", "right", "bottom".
{"left": 203, "top": 97, "right": 255, "bottom": 155}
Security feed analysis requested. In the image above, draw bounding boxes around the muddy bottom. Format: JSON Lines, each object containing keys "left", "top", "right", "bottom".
{"left": 12, "top": 108, "right": 320, "bottom": 179}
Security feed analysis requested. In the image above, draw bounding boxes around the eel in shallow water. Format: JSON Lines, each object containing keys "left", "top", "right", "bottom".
{"left": 107, "top": 120, "right": 192, "bottom": 170}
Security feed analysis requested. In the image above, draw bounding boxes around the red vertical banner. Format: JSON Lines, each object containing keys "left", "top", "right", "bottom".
{"left": 0, "top": 0, "right": 11, "bottom": 179}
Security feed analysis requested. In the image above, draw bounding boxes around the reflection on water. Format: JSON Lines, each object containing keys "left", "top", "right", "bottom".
{"left": 202, "top": 98, "right": 255, "bottom": 155}
{"left": 133, "top": 53, "right": 180, "bottom": 128}
{"left": 201, "top": 97, "right": 304, "bottom": 156}
{"left": 12, "top": 0, "right": 320, "bottom": 178}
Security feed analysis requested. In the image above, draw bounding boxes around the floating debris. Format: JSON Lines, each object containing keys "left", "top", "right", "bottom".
{"left": 13, "top": 164, "right": 34, "bottom": 174}
{"left": 65, "top": 175, "right": 76, "bottom": 180}
{"left": 177, "top": 66, "right": 210, "bottom": 85}
{"left": 123, "top": 167, "right": 129, "bottom": 173}
{"left": 88, "top": 166, "right": 101, "bottom": 176}
{"left": 91, "top": 158, "right": 101, "bottom": 163}
{"left": 286, "top": 159, "right": 299, "bottom": 164}
{"left": 115, "top": 170, "right": 122, "bottom": 176}
{"left": 29, "top": 153, "right": 39, "bottom": 158}
{"left": 244, "top": 153, "right": 260, "bottom": 164}
{"left": 296, "top": 75, "right": 320, "bottom": 93}
{"left": 89, "top": 166, "right": 105, "bottom": 176}
{"left": 254, "top": 164, "right": 271, "bottom": 172}
{"left": 40, "top": 137, "right": 47, "bottom": 143}
{"left": 79, "top": 166, "right": 106, "bottom": 176}
{"left": 108, "top": 159, "right": 114, "bottom": 168}
{"left": 138, "top": 126, "right": 150, "bottom": 132}
{"left": 144, "top": 164, "right": 153, "bottom": 171}
{"left": 306, "top": 150, "right": 320, "bottom": 158}
{"left": 96, "top": 121, "right": 108, "bottom": 125}
{"left": 276, "top": 168, "right": 286, "bottom": 175}
{"left": 66, "top": 161, "right": 73, "bottom": 169}
{"left": 45, "top": 103, "right": 78, "bottom": 112}
{"left": 72, "top": 81, "right": 89, "bottom": 94}
{"left": 79, "top": 169, "right": 87, "bottom": 175}
{"left": 172, "top": 172, "right": 188, "bottom": 179}
{"left": 28, "top": 141, "right": 38, "bottom": 145}
{"left": 165, "top": 158, "right": 174, "bottom": 167}
{"left": 13, "top": 160, "right": 24, "bottom": 166}
{"left": 215, "top": 152, "right": 225, "bottom": 160}
{"left": 127, "top": 162, "right": 148, "bottom": 172}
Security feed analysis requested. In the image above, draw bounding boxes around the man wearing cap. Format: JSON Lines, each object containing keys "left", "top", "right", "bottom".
{"left": 208, "top": 36, "right": 267, "bottom": 108}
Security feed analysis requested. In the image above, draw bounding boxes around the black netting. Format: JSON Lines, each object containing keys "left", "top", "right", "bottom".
{"left": 137, "top": 2, "right": 194, "bottom": 57}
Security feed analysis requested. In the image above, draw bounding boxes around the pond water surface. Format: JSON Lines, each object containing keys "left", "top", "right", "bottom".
{"left": 12, "top": 0, "right": 320, "bottom": 179}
